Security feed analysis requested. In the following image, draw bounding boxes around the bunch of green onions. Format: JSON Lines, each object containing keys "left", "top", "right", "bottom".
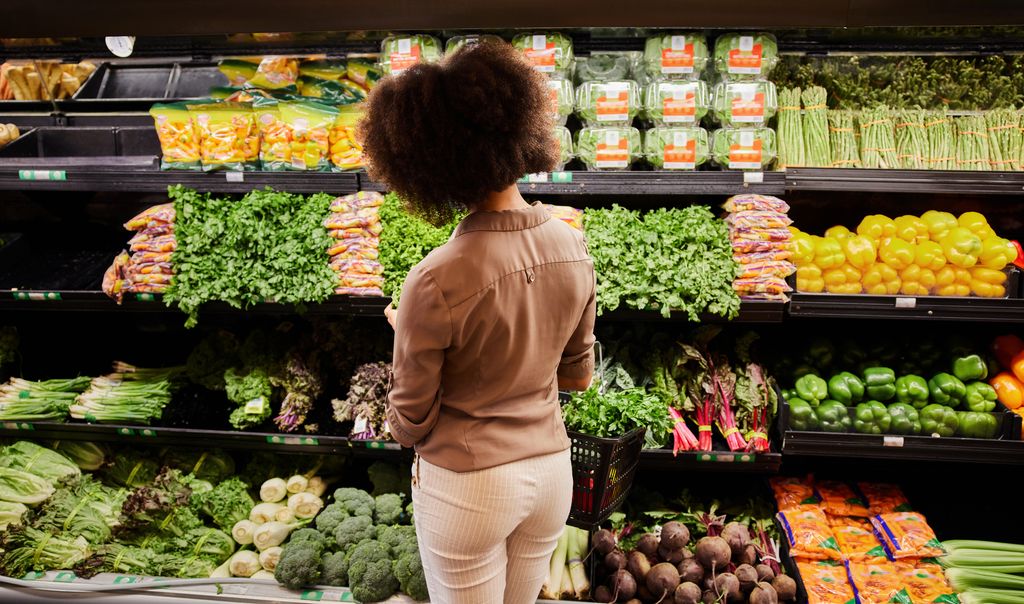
{"left": 69, "top": 363, "right": 183, "bottom": 424}
{"left": 0, "top": 377, "right": 92, "bottom": 421}
{"left": 941, "top": 540, "right": 1024, "bottom": 604}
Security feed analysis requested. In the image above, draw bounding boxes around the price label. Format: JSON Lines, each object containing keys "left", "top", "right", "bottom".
{"left": 138, "top": 428, "right": 157, "bottom": 437}
{"left": 105, "top": 36, "right": 136, "bottom": 58}
{"left": 743, "top": 172, "right": 765, "bottom": 184}
{"left": 525, "top": 172, "right": 548, "bottom": 183}
{"left": 18, "top": 170, "right": 67, "bottom": 181}
{"left": 883, "top": 436, "right": 905, "bottom": 447}
{"left": 12, "top": 292, "right": 62, "bottom": 301}
{"left": 2, "top": 422, "right": 34, "bottom": 431}
{"left": 22, "top": 571, "right": 44, "bottom": 581}
{"left": 134, "top": 293, "right": 157, "bottom": 302}
{"left": 266, "top": 435, "right": 320, "bottom": 446}
{"left": 117, "top": 428, "right": 136, "bottom": 436}
{"left": 301, "top": 590, "right": 325, "bottom": 601}
{"left": 895, "top": 297, "right": 917, "bottom": 308}
{"left": 220, "top": 584, "right": 249, "bottom": 595}
{"left": 53, "top": 571, "right": 76, "bottom": 583}
{"left": 112, "top": 575, "right": 138, "bottom": 584}
{"left": 551, "top": 171, "right": 573, "bottom": 183}
{"left": 225, "top": 172, "right": 245, "bottom": 183}
{"left": 365, "top": 441, "right": 402, "bottom": 450}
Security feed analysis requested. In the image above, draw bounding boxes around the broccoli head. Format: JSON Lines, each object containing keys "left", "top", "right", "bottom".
{"left": 332, "top": 487, "right": 375, "bottom": 518}
{"left": 320, "top": 551, "right": 350, "bottom": 587}
{"left": 374, "top": 493, "right": 405, "bottom": 526}
{"left": 274, "top": 542, "right": 322, "bottom": 590}
{"left": 378, "top": 525, "right": 419, "bottom": 559}
{"left": 348, "top": 540, "right": 399, "bottom": 603}
{"left": 289, "top": 528, "right": 327, "bottom": 553}
{"left": 335, "top": 515, "right": 376, "bottom": 552}
{"left": 367, "top": 461, "right": 411, "bottom": 496}
{"left": 394, "top": 551, "right": 429, "bottom": 601}
{"left": 315, "top": 503, "right": 349, "bottom": 536}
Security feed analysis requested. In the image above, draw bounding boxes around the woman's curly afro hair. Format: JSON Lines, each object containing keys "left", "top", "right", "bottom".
{"left": 359, "top": 40, "right": 558, "bottom": 225}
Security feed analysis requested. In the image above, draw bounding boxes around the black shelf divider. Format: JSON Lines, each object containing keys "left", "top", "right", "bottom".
{"left": 788, "top": 293, "right": 1024, "bottom": 323}
{"left": 781, "top": 430, "right": 1024, "bottom": 465}
{"left": 786, "top": 167, "right": 1024, "bottom": 195}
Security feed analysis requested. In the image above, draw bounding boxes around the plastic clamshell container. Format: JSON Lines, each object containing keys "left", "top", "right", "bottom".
{"left": 575, "top": 80, "right": 641, "bottom": 126}
{"left": 712, "top": 80, "right": 778, "bottom": 126}
{"left": 643, "top": 33, "right": 709, "bottom": 80}
{"left": 575, "top": 126, "right": 642, "bottom": 171}
{"left": 712, "top": 127, "right": 777, "bottom": 171}
{"left": 713, "top": 32, "right": 779, "bottom": 80}
{"left": 547, "top": 78, "right": 575, "bottom": 126}
{"left": 512, "top": 32, "right": 574, "bottom": 77}
{"left": 643, "top": 80, "right": 710, "bottom": 125}
{"left": 644, "top": 126, "right": 710, "bottom": 170}
{"left": 554, "top": 125, "right": 574, "bottom": 171}
{"left": 444, "top": 34, "right": 505, "bottom": 54}
{"left": 379, "top": 35, "right": 443, "bottom": 76}
{"left": 574, "top": 53, "right": 634, "bottom": 83}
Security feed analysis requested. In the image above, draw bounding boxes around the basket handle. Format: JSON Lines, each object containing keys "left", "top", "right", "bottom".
{"left": 595, "top": 340, "right": 606, "bottom": 395}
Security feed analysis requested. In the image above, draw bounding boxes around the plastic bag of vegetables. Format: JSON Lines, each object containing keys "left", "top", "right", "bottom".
{"left": 712, "top": 81, "right": 778, "bottom": 126}
{"left": 379, "top": 35, "right": 442, "bottom": 76}
{"left": 643, "top": 33, "right": 709, "bottom": 80}
{"left": 546, "top": 78, "right": 575, "bottom": 126}
{"left": 644, "top": 127, "right": 710, "bottom": 170}
{"left": 713, "top": 33, "right": 778, "bottom": 80}
{"left": 512, "top": 33, "right": 574, "bottom": 76}
{"left": 575, "top": 127, "right": 642, "bottom": 170}
{"left": 575, "top": 80, "right": 640, "bottom": 126}
{"left": 712, "top": 127, "right": 777, "bottom": 171}
{"left": 574, "top": 53, "right": 634, "bottom": 83}
{"left": 643, "top": 81, "right": 709, "bottom": 125}
{"left": 445, "top": 34, "right": 504, "bottom": 54}
{"left": 554, "top": 126, "right": 574, "bottom": 170}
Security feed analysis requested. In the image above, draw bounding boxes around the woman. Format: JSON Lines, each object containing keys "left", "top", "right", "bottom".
{"left": 360, "top": 41, "right": 596, "bottom": 604}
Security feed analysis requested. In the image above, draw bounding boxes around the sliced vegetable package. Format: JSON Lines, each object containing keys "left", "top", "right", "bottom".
{"left": 575, "top": 127, "right": 642, "bottom": 170}
{"left": 512, "top": 33, "right": 574, "bottom": 76}
{"left": 150, "top": 103, "right": 201, "bottom": 170}
{"left": 338, "top": 274, "right": 384, "bottom": 289}
{"left": 380, "top": 35, "right": 442, "bottom": 76}
{"left": 325, "top": 212, "right": 381, "bottom": 230}
{"left": 737, "top": 261, "right": 796, "bottom": 280}
{"left": 545, "top": 204, "right": 584, "bottom": 232}
{"left": 331, "top": 191, "right": 384, "bottom": 212}
{"left": 329, "top": 104, "right": 366, "bottom": 171}
{"left": 726, "top": 210, "right": 793, "bottom": 229}
{"left": 847, "top": 561, "right": 903, "bottom": 604}
{"left": 712, "top": 80, "right": 778, "bottom": 126}
{"left": 857, "top": 483, "right": 912, "bottom": 514}
{"left": 778, "top": 505, "right": 843, "bottom": 560}
{"left": 247, "top": 57, "right": 299, "bottom": 91}
{"left": 796, "top": 560, "right": 857, "bottom": 604}
{"left": 298, "top": 76, "right": 367, "bottom": 105}
{"left": 188, "top": 102, "right": 259, "bottom": 171}
{"left": 770, "top": 475, "right": 821, "bottom": 510}
{"left": 870, "top": 512, "right": 943, "bottom": 559}
{"left": 346, "top": 57, "right": 383, "bottom": 90}
{"left": 643, "top": 127, "right": 709, "bottom": 170}
{"left": 734, "top": 277, "right": 792, "bottom": 297}
{"left": 218, "top": 59, "right": 259, "bottom": 87}
{"left": 331, "top": 258, "right": 384, "bottom": 275}
{"left": 279, "top": 100, "right": 338, "bottom": 171}
{"left": 712, "top": 127, "right": 777, "bottom": 170}
{"left": 335, "top": 287, "right": 384, "bottom": 297}
{"left": 327, "top": 240, "right": 380, "bottom": 260}
{"left": 722, "top": 194, "right": 790, "bottom": 214}
{"left": 445, "top": 34, "right": 505, "bottom": 54}
{"left": 643, "top": 33, "right": 709, "bottom": 80}
{"left": 833, "top": 523, "right": 885, "bottom": 561}
{"left": 731, "top": 239, "right": 791, "bottom": 254}
{"left": 254, "top": 98, "right": 290, "bottom": 169}
{"left": 124, "top": 203, "right": 175, "bottom": 231}
{"left": 575, "top": 80, "right": 641, "bottom": 126}
{"left": 816, "top": 481, "right": 872, "bottom": 518}
{"left": 546, "top": 78, "right": 575, "bottom": 126}
{"left": 729, "top": 227, "right": 791, "bottom": 242}
{"left": 643, "top": 81, "right": 710, "bottom": 125}
{"left": 129, "top": 235, "right": 177, "bottom": 253}
{"left": 298, "top": 59, "right": 348, "bottom": 81}
{"left": 554, "top": 125, "right": 574, "bottom": 170}
{"left": 713, "top": 32, "right": 778, "bottom": 80}
{"left": 574, "top": 53, "right": 634, "bottom": 83}
{"left": 734, "top": 249, "right": 793, "bottom": 264}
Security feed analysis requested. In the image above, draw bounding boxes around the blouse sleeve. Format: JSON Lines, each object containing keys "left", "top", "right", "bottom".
{"left": 386, "top": 265, "right": 451, "bottom": 447}
{"left": 557, "top": 269, "right": 596, "bottom": 380}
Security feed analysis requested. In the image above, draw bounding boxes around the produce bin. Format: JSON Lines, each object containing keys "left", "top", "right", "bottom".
{"left": 73, "top": 62, "right": 228, "bottom": 101}
{"left": 0, "top": 126, "right": 160, "bottom": 165}
{"left": 566, "top": 427, "right": 645, "bottom": 529}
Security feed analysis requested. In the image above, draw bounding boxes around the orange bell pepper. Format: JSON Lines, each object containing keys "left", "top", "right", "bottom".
{"left": 991, "top": 371, "right": 1024, "bottom": 410}
{"left": 993, "top": 335, "right": 1024, "bottom": 370}
{"left": 1011, "top": 351, "right": 1024, "bottom": 385}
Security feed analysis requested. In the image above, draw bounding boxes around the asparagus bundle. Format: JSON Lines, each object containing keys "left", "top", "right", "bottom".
{"left": 801, "top": 86, "right": 830, "bottom": 167}
{"left": 859, "top": 108, "right": 899, "bottom": 169}
{"left": 894, "top": 109, "right": 929, "bottom": 169}
{"left": 776, "top": 87, "right": 805, "bottom": 169}
{"left": 926, "top": 111, "right": 955, "bottom": 170}
{"left": 827, "top": 110, "right": 860, "bottom": 168}
{"left": 985, "top": 108, "right": 1023, "bottom": 171}
{"left": 954, "top": 114, "right": 991, "bottom": 171}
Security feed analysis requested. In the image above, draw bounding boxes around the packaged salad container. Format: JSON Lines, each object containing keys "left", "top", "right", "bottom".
{"left": 575, "top": 126, "right": 642, "bottom": 171}
{"left": 547, "top": 78, "right": 575, "bottom": 126}
{"left": 553, "top": 125, "right": 574, "bottom": 170}
{"left": 379, "top": 35, "right": 443, "bottom": 76}
{"left": 512, "top": 33, "right": 574, "bottom": 77}
{"left": 575, "top": 80, "right": 641, "bottom": 126}
{"left": 712, "top": 80, "right": 778, "bottom": 126}
{"left": 445, "top": 34, "right": 505, "bottom": 54}
{"left": 643, "top": 33, "right": 709, "bottom": 80}
{"left": 712, "top": 127, "right": 777, "bottom": 171}
{"left": 642, "top": 81, "right": 710, "bottom": 125}
{"left": 644, "top": 127, "right": 710, "bottom": 170}
{"left": 574, "top": 53, "right": 634, "bottom": 83}
{"left": 713, "top": 32, "right": 779, "bottom": 80}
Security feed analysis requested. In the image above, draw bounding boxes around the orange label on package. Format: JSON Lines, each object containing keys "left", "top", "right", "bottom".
{"left": 661, "top": 36, "right": 695, "bottom": 74}
{"left": 729, "top": 131, "right": 763, "bottom": 169}
{"left": 731, "top": 86, "right": 766, "bottom": 122}
{"left": 596, "top": 83, "right": 630, "bottom": 121}
{"left": 523, "top": 35, "right": 557, "bottom": 72}
{"left": 664, "top": 90, "right": 697, "bottom": 123}
{"left": 728, "top": 36, "right": 763, "bottom": 74}
{"left": 596, "top": 131, "right": 629, "bottom": 168}
{"left": 664, "top": 132, "right": 696, "bottom": 169}
{"left": 390, "top": 38, "right": 422, "bottom": 73}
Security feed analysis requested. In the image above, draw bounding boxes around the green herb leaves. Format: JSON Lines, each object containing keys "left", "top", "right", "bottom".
{"left": 561, "top": 387, "right": 671, "bottom": 448}
{"left": 378, "top": 193, "right": 460, "bottom": 304}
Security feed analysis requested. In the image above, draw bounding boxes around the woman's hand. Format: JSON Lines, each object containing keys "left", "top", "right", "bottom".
{"left": 384, "top": 304, "right": 398, "bottom": 330}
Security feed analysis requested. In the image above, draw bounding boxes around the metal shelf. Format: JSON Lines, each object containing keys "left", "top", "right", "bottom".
{"left": 781, "top": 430, "right": 1024, "bottom": 465}
{"left": 638, "top": 449, "right": 782, "bottom": 472}
{"left": 786, "top": 167, "right": 1024, "bottom": 195}
{"left": 788, "top": 293, "right": 1024, "bottom": 323}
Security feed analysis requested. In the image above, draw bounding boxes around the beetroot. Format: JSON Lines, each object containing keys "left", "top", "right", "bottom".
{"left": 677, "top": 558, "right": 704, "bottom": 584}
{"left": 701, "top": 590, "right": 717, "bottom": 604}
{"left": 756, "top": 564, "right": 776, "bottom": 583}
{"left": 735, "top": 543, "right": 758, "bottom": 567}
{"left": 627, "top": 550, "right": 652, "bottom": 580}
{"left": 659, "top": 544, "right": 686, "bottom": 565}
{"left": 594, "top": 585, "right": 614, "bottom": 603}
{"left": 593, "top": 529, "right": 617, "bottom": 556}
{"left": 661, "top": 521, "right": 691, "bottom": 550}
{"left": 721, "top": 522, "right": 751, "bottom": 559}
{"left": 695, "top": 536, "right": 731, "bottom": 572}
{"left": 636, "top": 584, "right": 654, "bottom": 602}
{"left": 647, "top": 563, "right": 681, "bottom": 602}
{"left": 735, "top": 564, "right": 758, "bottom": 594}
{"left": 771, "top": 574, "right": 797, "bottom": 602}
{"left": 637, "top": 533, "right": 660, "bottom": 558}
{"left": 714, "top": 573, "right": 741, "bottom": 603}
{"left": 750, "top": 582, "right": 779, "bottom": 604}
{"left": 606, "top": 549, "right": 627, "bottom": 572}
{"left": 674, "top": 582, "right": 702, "bottom": 604}
{"left": 611, "top": 569, "right": 637, "bottom": 601}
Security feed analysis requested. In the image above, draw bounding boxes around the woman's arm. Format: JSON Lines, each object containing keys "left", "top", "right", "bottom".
{"left": 557, "top": 272, "right": 597, "bottom": 391}
{"left": 386, "top": 266, "right": 452, "bottom": 447}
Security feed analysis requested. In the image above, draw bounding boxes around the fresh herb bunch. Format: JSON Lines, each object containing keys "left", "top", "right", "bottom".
{"left": 562, "top": 386, "right": 671, "bottom": 449}
{"left": 378, "top": 194, "right": 461, "bottom": 304}
{"left": 165, "top": 186, "right": 336, "bottom": 327}
{"left": 583, "top": 204, "right": 740, "bottom": 320}
{"left": 332, "top": 362, "right": 392, "bottom": 440}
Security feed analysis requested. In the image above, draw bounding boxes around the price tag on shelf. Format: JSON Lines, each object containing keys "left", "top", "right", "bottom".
{"left": 225, "top": 172, "right": 245, "bottom": 183}
{"left": 133, "top": 293, "right": 157, "bottom": 302}
{"left": 112, "top": 575, "right": 138, "bottom": 584}
{"left": 364, "top": 441, "right": 402, "bottom": 450}
{"left": 265, "top": 435, "right": 320, "bottom": 446}
{"left": 523, "top": 172, "right": 548, "bottom": 183}
{"left": 895, "top": 297, "right": 917, "bottom": 309}
{"left": 301, "top": 590, "right": 325, "bottom": 601}
{"left": 220, "top": 584, "right": 250, "bottom": 595}
{"left": 52, "top": 572, "right": 77, "bottom": 583}
{"left": 2, "top": 422, "right": 34, "bottom": 431}
{"left": 18, "top": 170, "right": 67, "bottom": 181}
{"left": 743, "top": 172, "right": 764, "bottom": 184}
{"left": 117, "top": 428, "right": 136, "bottom": 436}
{"left": 551, "top": 171, "right": 573, "bottom": 183}
{"left": 105, "top": 36, "right": 136, "bottom": 58}
{"left": 11, "top": 292, "right": 61, "bottom": 301}
{"left": 138, "top": 428, "right": 157, "bottom": 437}
{"left": 21, "top": 571, "right": 44, "bottom": 581}
{"left": 883, "top": 436, "right": 905, "bottom": 447}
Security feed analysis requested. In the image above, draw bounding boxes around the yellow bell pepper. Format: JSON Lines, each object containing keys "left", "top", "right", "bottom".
{"left": 957, "top": 211, "right": 996, "bottom": 241}
{"left": 796, "top": 265, "right": 825, "bottom": 293}
{"left": 842, "top": 236, "right": 877, "bottom": 269}
{"left": 857, "top": 215, "right": 896, "bottom": 241}
{"left": 936, "top": 284, "right": 970, "bottom": 297}
{"left": 842, "top": 263, "right": 862, "bottom": 284}
{"left": 863, "top": 263, "right": 901, "bottom": 295}
{"left": 813, "top": 237, "right": 846, "bottom": 270}
{"left": 914, "top": 240, "right": 946, "bottom": 271}
{"left": 827, "top": 283, "right": 863, "bottom": 295}
{"left": 879, "top": 237, "right": 916, "bottom": 271}
{"left": 971, "top": 281, "right": 1005, "bottom": 298}
{"left": 825, "top": 225, "right": 853, "bottom": 240}
{"left": 940, "top": 227, "right": 983, "bottom": 268}
{"left": 823, "top": 266, "right": 850, "bottom": 288}
{"left": 790, "top": 233, "right": 816, "bottom": 265}
{"left": 969, "top": 267, "right": 1007, "bottom": 298}
{"left": 894, "top": 215, "right": 929, "bottom": 243}
{"left": 918, "top": 267, "right": 937, "bottom": 290}
{"left": 954, "top": 267, "right": 972, "bottom": 285}
{"left": 921, "top": 210, "right": 958, "bottom": 241}
{"left": 978, "top": 236, "right": 1016, "bottom": 269}
{"left": 935, "top": 265, "right": 956, "bottom": 287}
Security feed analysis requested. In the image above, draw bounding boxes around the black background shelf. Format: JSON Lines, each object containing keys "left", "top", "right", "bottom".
{"left": 788, "top": 293, "right": 1024, "bottom": 323}
{"left": 786, "top": 168, "right": 1024, "bottom": 196}
{"left": 781, "top": 430, "right": 1024, "bottom": 465}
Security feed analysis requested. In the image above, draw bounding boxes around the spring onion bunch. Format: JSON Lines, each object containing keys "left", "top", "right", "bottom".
{"left": 0, "top": 376, "right": 92, "bottom": 421}
{"left": 70, "top": 363, "right": 183, "bottom": 424}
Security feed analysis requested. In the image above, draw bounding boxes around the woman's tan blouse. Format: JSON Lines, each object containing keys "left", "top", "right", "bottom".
{"left": 386, "top": 202, "right": 596, "bottom": 472}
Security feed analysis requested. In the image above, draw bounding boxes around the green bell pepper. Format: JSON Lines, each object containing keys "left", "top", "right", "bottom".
{"left": 788, "top": 399, "right": 820, "bottom": 431}
{"left": 804, "top": 338, "right": 835, "bottom": 370}
{"left": 887, "top": 403, "right": 922, "bottom": 435}
{"left": 956, "top": 411, "right": 999, "bottom": 439}
{"left": 828, "top": 372, "right": 865, "bottom": 405}
{"left": 920, "top": 404, "right": 960, "bottom": 437}
{"left": 928, "top": 373, "right": 967, "bottom": 407}
{"left": 839, "top": 340, "right": 867, "bottom": 368}
{"left": 815, "top": 400, "right": 852, "bottom": 433}
{"left": 792, "top": 364, "right": 817, "bottom": 381}
{"left": 782, "top": 389, "right": 797, "bottom": 401}
{"left": 795, "top": 374, "right": 828, "bottom": 405}
{"left": 952, "top": 354, "right": 988, "bottom": 382}
{"left": 862, "top": 367, "right": 896, "bottom": 402}
{"left": 894, "top": 375, "right": 930, "bottom": 409}
{"left": 964, "top": 381, "right": 998, "bottom": 413}
{"left": 854, "top": 401, "right": 892, "bottom": 434}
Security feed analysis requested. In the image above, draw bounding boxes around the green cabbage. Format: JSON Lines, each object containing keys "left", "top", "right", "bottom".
{"left": 711, "top": 127, "right": 777, "bottom": 170}
{"left": 644, "top": 127, "right": 710, "bottom": 170}
{"left": 512, "top": 33, "right": 574, "bottom": 75}
{"left": 711, "top": 81, "right": 778, "bottom": 126}
{"left": 575, "top": 80, "right": 641, "bottom": 126}
{"left": 575, "top": 127, "right": 642, "bottom": 170}
{"left": 713, "top": 32, "right": 779, "bottom": 80}
{"left": 379, "top": 35, "right": 442, "bottom": 76}
{"left": 642, "top": 81, "right": 710, "bottom": 125}
{"left": 643, "top": 33, "right": 709, "bottom": 80}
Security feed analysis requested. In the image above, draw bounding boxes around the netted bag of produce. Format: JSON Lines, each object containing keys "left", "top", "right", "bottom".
{"left": 778, "top": 506, "right": 843, "bottom": 560}
{"left": 847, "top": 560, "right": 903, "bottom": 604}
{"left": 512, "top": 33, "right": 574, "bottom": 77}
{"left": 857, "top": 483, "right": 912, "bottom": 515}
{"left": 150, "top": 102, "right": 201, "bottom": 170}
{"left": 643, "top": 81, "right": 710, "bottom": 125}
{"left": 380, "top": 35, "right": 442, "bottom": 76}
{"left": 643, "top": 127, "right": 709, "bottom": 170}
{"left": 870, "top": 512, "right": 943, "bottom": 559}
{"left": 796, "top": 560, "right": 857, "bottom": 604}
{"left": 643, "top": 33, "right": 709, "bottom": 80}
{"left": 815, "top": 481, "right": 871, "bottom": 518}
{"left": 770, "top": 476, "right": 821, "bottom": 511}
